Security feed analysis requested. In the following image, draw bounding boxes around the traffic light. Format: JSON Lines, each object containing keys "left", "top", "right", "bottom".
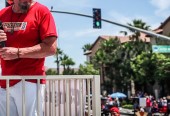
{"left": 93, "top": 8, "right": 102, "bottom": 29}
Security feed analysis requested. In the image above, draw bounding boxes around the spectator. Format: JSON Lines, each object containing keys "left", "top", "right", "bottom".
{"left": 151, "top": 100, "right": 159, "bottom": 113}
{"left": 135, "top": 107, "right": 148, "bottom": 116}
{"left": 166, "top": 95, "right": 170, "bottom": 116}
{"left": 157, "top": 98, "right": 163, "bottom": 109}
{"left": 110, "top": 103, "right": 120, "bottom": 116}
{"left": 160, "top": 97, "right": 168, "bottom": 113}
{"left": 133, "top": 100, "right": 139, "bottom": 112}
{"left": 145, "top": 96, "right": 152, "bottom": 115}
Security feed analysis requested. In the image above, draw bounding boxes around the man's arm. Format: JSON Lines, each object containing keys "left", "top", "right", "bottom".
{"left": 19, "top": 36, "right": 57, "bottom": 58}
{"left": 0, "top": 36, "right": 57, "bottom": 60}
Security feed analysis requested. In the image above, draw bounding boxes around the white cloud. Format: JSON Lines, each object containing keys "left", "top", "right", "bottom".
{"left": 60, "top": 29, "right": 101, "bottom": 39}
{"left": 108, "top": 10, "right": 154, "bottom": 25}
{"left": 75, "top": 29, "right": 100, "bottom": 37}
{"left": 108, "top": 11, "right": 132, "bottom": 25}
{"left": 60, "top": 27, "right": 124, "bottom": 39}
{"left": 150, "top": 0, "right": 170, "bottom": 11}
{"left": 107, "top": 10, "right": 162, "bottom": 30}
{"left": 150, "top": 0, "right": 170, "bottom": 17}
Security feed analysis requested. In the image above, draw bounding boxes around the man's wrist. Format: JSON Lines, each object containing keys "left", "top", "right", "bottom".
{"left": 17, "top": 48, "right": 20, "bottom": 58}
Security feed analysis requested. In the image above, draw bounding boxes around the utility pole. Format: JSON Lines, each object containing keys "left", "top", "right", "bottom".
{"left": 50, "top": 10, "right": 170, "bottom": 41}
{"left": 5, "top": 1, "right": 10, "bottom": 7}
{"left": 5, "top": 0, "right": 13, "bottom": 7}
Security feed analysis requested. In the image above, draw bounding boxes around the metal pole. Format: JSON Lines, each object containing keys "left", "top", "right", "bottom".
{"left": 5, "top": 1, "right": 10, "bottom": 7}
{"left": 50, "top": 10, "right": 170, "bottom": 41}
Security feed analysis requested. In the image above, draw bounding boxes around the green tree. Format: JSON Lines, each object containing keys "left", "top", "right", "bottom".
{"left": 131, "top": 52, "right": 170, "bottom": 95}
{"left": 46, "top": 69, "right": 56, "bottom": 75}
{"left": 122, "top": 19, "right": 151, "bottom": 95}
{"left": 60, "top": 54, "right": 75, "bottom": 75}
{"left": 153, "top": 54, "right": 170, "bottom": 95}
{"left": 128, "top": 19, "right": 150, "bottom": 37}
{"left": 54, "top": 48, "right": 63, "bottom": 75}
{"left": 90, "top": 19, "right": 151, "bottom": 93}
{"left": 92, "top": 37, "right": 123, "bottom": 92}
{"left": 77, "top": 62, "right": 99, "bottom": 75}
{"left": 60, "top": 54, "right": 69, "bottom": 71}
{"left": 82, "top": 43, "right": 92, "bottom": 53}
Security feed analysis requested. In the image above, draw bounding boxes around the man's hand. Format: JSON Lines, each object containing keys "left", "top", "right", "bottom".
{"left": 0, "top": 47, "right": 18, "bottom": 60}
{"left": 0, "top": 29, "right": 7, "bottom": 42}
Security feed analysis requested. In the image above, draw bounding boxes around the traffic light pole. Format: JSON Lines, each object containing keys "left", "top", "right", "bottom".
{"left": 5, "top": 1, "right": 10, "bottom": 7}
{"left": 51, "top": 10, "right": 170, "bottom": 41}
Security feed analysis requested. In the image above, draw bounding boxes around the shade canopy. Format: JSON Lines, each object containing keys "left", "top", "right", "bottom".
{"left": 110, "top": 92, "right": 127, "bottom": 98}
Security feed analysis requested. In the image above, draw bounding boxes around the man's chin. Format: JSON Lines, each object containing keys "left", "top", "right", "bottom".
{"left": 19, "top": 3, "right": 31, "bottom": 12}
{"left": 20, "top": 5, "right": 29, "bottom": 13}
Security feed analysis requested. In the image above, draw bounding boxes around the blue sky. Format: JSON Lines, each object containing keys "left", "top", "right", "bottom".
{"left": 1, "top": 0, "right": 170, "bottom": 68}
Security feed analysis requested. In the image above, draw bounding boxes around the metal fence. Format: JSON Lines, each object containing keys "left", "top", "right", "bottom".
{"left": 0, "top": 75, "right": 101, "bottom": 116}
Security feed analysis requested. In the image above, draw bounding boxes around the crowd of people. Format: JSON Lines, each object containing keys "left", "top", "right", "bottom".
{"left": 133, "top": 92, "right": 170, "bottom": 116}
{"left": 100, "top": 91, "right": 170, "bottom": 116}
{"left": 101, "top": 96, "right": 120, "bottom": 116}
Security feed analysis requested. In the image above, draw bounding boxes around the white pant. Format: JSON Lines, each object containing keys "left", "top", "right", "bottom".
{"left": 0, "top": 81, "right": 45, "bottom": 116}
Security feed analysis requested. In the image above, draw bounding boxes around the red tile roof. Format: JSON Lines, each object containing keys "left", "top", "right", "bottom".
{"left": 90, "top": 34, "right": 150, "bottom": 50}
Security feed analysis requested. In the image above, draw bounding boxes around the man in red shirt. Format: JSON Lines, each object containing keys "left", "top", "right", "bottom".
{"left": 0, "top": 0, "right": 57, "bottom": 115}
{"left": 145, "top": 96, "right": 152, "bottom": 115}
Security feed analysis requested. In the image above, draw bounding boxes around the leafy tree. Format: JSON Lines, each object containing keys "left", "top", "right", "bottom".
{"left": 127, "top": 19, "right": 151, "bottom": 37}
{"left": 154, "top": 54, "right": 170, "bottom": 95}
{"left": 60, "top": 54, "right": 69, "bottom": 71}
{"left": 77, "top": 62, "right": 99, "bottom": 75}
{"left": 131, "top": 51, "right": 170, "bottom": 95}
{"left": 92, "top": 37, "right": 123, "bottom": 92}
{"left": 91, "top": 19, "right": 151, "bottom": 93}
{"left": 46, "top": 69, "right": 56, "bottom": 75}
{"left": 120, "top": 31, "right": 128, "bottom": 36}
{"left": 122, "top": 19, "right": 151, "bottom": 94}
{"left": 60, "top": 54, "right": 75, "bottom": 75}
{"left": 54, "top": 48, "right": 63, "bottom": 75}
{"left": 82, "top": 43, "right": 92, "bottom": 53}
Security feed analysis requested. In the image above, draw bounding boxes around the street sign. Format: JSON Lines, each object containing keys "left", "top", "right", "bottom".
{"left": 152, "top": 45, "right": 170, "bottom": 53}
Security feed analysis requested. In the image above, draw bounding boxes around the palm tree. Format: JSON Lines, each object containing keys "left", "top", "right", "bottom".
{"left": 127, "top": 19, "right": 150, "bottom": 36}
{"left": 60, "top": 54, "right": 69, "bottom": 71}
{"left": 65, "top": 58, "right": 75, "bottom": 70}
{"left": 60, "top": 54, "right": 75, "bottom": 74}
{"left": 125, "top": 19, "right": 151, "bottom": 95}
{"left": 55, "top": 48, "right": 63, "bottom": 75}
{"left": 92, "top": 37, "right": 122, "bottom": 92}
{"left": 82, "top": 43, "right": 92, "bottom": 53}
{"left": 120, "top": 31, "right": 128, "bottom": 36}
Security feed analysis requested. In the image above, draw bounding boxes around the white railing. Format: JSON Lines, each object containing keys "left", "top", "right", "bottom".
{"left": 0, "top": 75, "right": 101, "bottom": 116}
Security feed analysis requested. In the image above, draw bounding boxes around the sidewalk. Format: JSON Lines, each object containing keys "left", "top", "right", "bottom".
{"left": 119, "top": 107, "right": 134, "bottom": 115}
{"left": 119, "top": 108, "right": 166, "bottom": 116}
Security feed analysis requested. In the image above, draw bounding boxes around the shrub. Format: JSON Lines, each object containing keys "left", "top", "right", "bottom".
{"left": 122, "top": 104, "right": 133, "bottom": 109}
{"left": 121, "top": 100, "right": 127, "bottom": 106}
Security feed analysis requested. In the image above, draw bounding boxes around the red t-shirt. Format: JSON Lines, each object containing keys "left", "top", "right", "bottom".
{"left": 146, "top": 98, "right": 151, "bottom": 107}
{"left": 0, "top": 2, "right": 57, "bottom": 88}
